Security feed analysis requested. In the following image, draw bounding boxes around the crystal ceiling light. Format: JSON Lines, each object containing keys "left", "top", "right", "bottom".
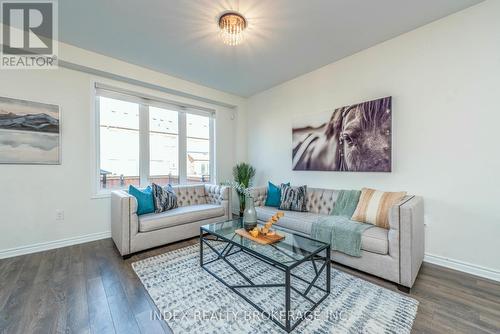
{"left": 218, "top": 12, "right": 247, "bottom": 46}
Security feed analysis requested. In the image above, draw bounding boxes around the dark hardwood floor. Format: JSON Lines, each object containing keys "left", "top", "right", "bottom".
{"left": 0, "top": 238, "right": 499, "bottom": 334}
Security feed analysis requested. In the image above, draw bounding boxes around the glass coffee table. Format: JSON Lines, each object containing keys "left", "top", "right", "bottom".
{"left": 200, "top": 219, "right": 331, "bottom": 332}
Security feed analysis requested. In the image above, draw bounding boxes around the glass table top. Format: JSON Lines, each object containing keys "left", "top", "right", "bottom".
{"left": 201, "top": 219, "right": 329, "bottom": 268}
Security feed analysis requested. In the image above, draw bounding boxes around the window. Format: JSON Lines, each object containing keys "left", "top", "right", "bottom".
{"left": 99, "top": 97, "right": 140, "bottom": 189}
{"left": 149, "top": 107, "right": 179, "bottom": 185}
{"left": 186, "top": 113, "right": 211, "bottom": 184}
{"left": 95, "top": 85, "right": 214, "bottom": 191}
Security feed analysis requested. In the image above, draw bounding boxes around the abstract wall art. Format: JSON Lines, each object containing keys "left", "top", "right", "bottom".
{"left": 0, "top": 96, "right": 60, "bottom": 164}
{"left": 292, "top": 96, "right": 392, "bottom": 172}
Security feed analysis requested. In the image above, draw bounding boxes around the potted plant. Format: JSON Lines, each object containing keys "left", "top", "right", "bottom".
{"left": 222, "top": 163, "right": 257, "bottom": 230}
{"left": 231, "top": 162, "right": 256, "bottom": 216}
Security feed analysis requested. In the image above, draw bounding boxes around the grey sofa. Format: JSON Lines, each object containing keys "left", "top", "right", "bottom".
{"left": 111, "top": 184, "right": 231, "bottom": 257}
{"left": 249, "top": 186, "right": 424, "bottom": 290}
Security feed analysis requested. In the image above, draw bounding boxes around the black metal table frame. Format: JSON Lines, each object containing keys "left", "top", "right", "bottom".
{"left": 200, "top": 228, "right": 331, "bottom": 333}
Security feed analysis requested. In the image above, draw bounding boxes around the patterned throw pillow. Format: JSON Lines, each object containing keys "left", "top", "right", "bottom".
{"left": 152, "top": 183, "right": 178, "bottom": 213}
{"left": 279, "top": 185, "right": 308, "bottom": 212}
{"left": 351, "top": 188, "right": 407, "bottom": 229}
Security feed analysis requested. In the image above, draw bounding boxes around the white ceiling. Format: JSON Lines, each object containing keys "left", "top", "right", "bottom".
{"left": 59, "top": 0, "right": 483, "bottom": 97}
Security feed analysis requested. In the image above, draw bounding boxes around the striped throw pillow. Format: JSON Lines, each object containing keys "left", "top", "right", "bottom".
{"left": 279, "top": 184, "right": 308, "bottom": 212}
{"left": 351, "top": 188, "right": 406, "bottom": 229}
{"left": 152, "top": 183, "right": 178, "bottom": 213}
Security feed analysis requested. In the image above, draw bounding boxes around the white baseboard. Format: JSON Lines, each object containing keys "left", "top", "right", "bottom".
{"left": 0, "top": 231, "right": 111, "bottom": 259}
{"left": 424, "top": 253, "right": 500, "bottom": 282}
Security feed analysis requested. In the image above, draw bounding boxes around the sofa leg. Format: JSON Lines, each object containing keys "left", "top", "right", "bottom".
{"left": 397, "top": 284, "right": 411, "bottom": 294}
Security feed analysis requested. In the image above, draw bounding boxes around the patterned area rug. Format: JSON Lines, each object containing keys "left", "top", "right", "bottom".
{"left": 132, "top": 243, "right": 418, "bottom": 333}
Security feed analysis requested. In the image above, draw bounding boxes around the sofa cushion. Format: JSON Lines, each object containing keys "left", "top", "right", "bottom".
{"left": 255, "top": 206, "right": 323, "bottom": 235}
{"left": 361, "top": 227, "right": 388, "bottom": 255}
{"left": 306, "top": 188, "right": 339, "bottom": 215}
{"left": 139, "top": 204, "right": 224, "bottom": 232}
{"left": 152, "top": 183, "right": 178, "bottom": 213}
{"left": 279, "top": 185, "right": 308, "bottom": 212}
{"left": 256, "top": 206, "right": 388, "bottom": 255}
{"left": 174, "top": 185, "right": 207, "bottom": 207}
{"left": 351, "top": 188, "right": 406, "bottom": 229}
{"left": 265, "top": 181, "right": 289, "bottom": 207}
{"left": 128, "top": 185, "right": 154, "bottom": 215}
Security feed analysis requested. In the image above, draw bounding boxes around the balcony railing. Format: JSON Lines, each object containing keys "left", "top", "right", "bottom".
{"left": 100, "top": 174, "right": 211, "bottom": 189}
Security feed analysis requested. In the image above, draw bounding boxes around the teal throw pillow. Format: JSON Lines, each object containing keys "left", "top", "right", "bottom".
{"left": 265, "top": 181, "right": 289, "bottom": 207}
{"left": 129, "top": 185, "right": 154, "bottom": 215}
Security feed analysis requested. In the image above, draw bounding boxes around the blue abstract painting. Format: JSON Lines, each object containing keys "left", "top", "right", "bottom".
{"left": 0, "top": 97, "right": 60, "bottom": 164}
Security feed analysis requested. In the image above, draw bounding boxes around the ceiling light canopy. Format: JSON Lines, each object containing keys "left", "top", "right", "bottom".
{"left": 218, "top": 12, "right": 247, "bottom": 46}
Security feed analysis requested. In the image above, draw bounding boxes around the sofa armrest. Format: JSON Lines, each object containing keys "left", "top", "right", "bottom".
{"left": 205, "top": 184, "right": 231, "bottom": 220}
{"left": 248, "top": 186, "right": 268, "bottom": 207}
{"left": 390, "top": 196, "right": 424, "bottom": 288}
{"left": 111, "top": 190, "right": 138, "bottom": 256}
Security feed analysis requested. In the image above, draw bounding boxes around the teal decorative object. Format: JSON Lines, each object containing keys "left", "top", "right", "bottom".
{"left": 331, "top": 190, "right": 361, "bottom": 217}
{"left": 311, "top": 215, "right": 372, "bottom": 257}
{"left": 129, "top": 185, "right": 154, "bottom": 215}
{"left": 265, "top": 181, "right": 289, "bottom": 207}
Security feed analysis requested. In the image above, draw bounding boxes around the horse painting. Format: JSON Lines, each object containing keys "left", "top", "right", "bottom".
{"left": 292, "top": 97, "right": 392, "bottom": 172}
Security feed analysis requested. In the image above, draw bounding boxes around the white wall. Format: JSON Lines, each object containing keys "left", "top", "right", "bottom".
{"left": 1, "top": 1, "right": 498, "bottom": 280}
{"left": 247, "top": 1, "right": 500, "bottom": 274}
{"left": 0, "top": 42, "right": 247, "bottom": 256}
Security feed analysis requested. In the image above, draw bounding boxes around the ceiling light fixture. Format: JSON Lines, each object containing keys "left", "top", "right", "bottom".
{"left": 218, "top": 12, "right": 247, "bottom": 46}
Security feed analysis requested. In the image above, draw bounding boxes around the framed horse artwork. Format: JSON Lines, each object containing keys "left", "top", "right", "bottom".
{"left": 292, "top": 96, "right": 392, "bottom": 172}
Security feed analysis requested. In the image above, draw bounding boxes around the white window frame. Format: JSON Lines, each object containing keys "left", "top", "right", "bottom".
{"left": 92, "top": 83, "right": 216, "bottom": 197}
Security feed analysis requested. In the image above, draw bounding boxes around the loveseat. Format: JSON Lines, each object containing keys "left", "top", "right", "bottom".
{"left": 111, "top": 184, "right": 231, "bottom": 257}
{"left": 249, "top": 186, "right": 424, "bottom": 290}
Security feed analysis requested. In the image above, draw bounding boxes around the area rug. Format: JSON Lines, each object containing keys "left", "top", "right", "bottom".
{"left": 132, "top": 243, "right": 418, "bottom": 333}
